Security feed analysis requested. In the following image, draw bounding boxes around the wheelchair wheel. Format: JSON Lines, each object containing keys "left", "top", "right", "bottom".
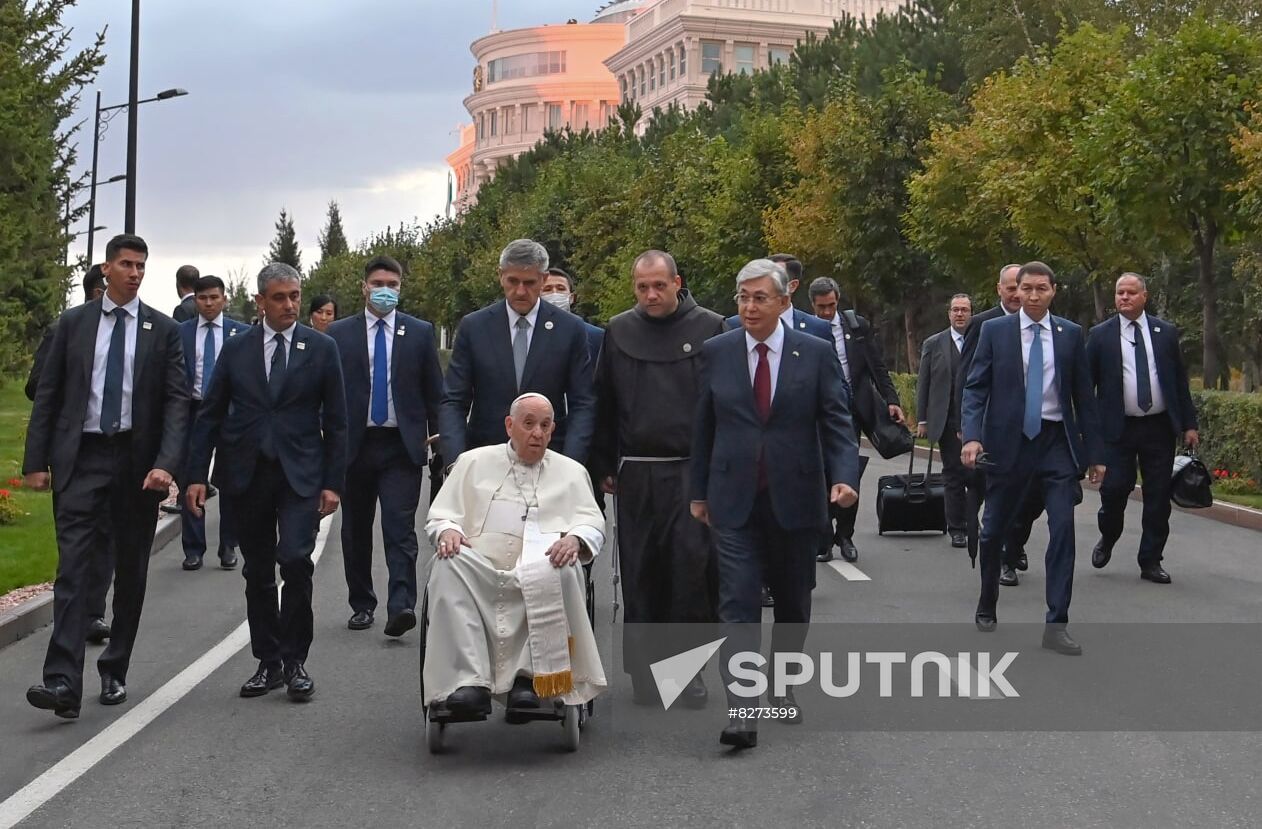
{"left": 562, "top": 704, "right": 580, "bottom": 752}
{"left": 426, "top": 716, "right": 445, "bottom": 754}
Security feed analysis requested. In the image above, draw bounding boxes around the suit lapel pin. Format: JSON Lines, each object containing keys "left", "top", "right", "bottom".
{"left": 142, "top": 321, "right": 152, "bottom": 330}
{"left": 229, "top": 329, "right": 238, "bottom": 337}
{"left": 845, "top": 333, "right": 851, "bottom": 340}
{"left": 544, "top": 320, "right": 554, "bottom": 330}
{"left": 798, "top": 321, "right": 806, "bottom": 329}
{"left": 398, "top": 326, "right": 406, "bottom": 336}
{"left": 792, "top": 350, "right": 800, "bottom": 357}
{"left": 1056, "top": 326, "right": 1063, "bottom": 332}
{"left": 1154, "top": 326, "right": 1161, "bottom": 333}
{"left": 296, "top": 341, "right": 306, "bottom": 351}
{"left": 682, "top": 343, "right": 692, "bottom": 353}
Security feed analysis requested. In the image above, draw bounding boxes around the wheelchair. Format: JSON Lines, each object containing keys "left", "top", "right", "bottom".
{"left": 419, "top": 562, "right": 596, "bottom": 753}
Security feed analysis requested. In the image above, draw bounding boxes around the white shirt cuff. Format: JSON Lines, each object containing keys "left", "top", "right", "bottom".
{"left": 566, "top": 525, "right": 604, "bottom": 563}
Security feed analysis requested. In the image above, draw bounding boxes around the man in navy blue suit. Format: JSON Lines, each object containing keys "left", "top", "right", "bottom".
{"left": 1086, "top": 273, "right": 1198, "bottom": 584}
{"left": 178, "top": 275, "right": 249, "bottom": 571}
{"left": 962, "top": 262, "right": 1104, "bottom": 655}
{"left": 542, "top": 267, "right": 603, "bottom": 367}
{"left": 440, "top": 239, "right": 595, "bottom": 464}
{"left": 186, "top": 263, "right": 348, "bottom": 701}
{"left": 692, "top": 259, "right": 860, "bottom": 748}
{"left": 327, "top": 255, "right": 444, "bottom": 636}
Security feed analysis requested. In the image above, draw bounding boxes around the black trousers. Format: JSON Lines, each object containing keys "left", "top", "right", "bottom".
{"left": 341, "top": 428, "right": 423, "bottom": 617}
{"left": 227, "top": 461, "right": 319, "bottom": 666}
{"left": 977, "top": 423, "right": 1080, "bottom": 624}
{"left": 85, "top": 532, "right": 114, "bottom": 622}
{"left": 967, "top": 469, "right": 1044, "bottom": 565}
{"left": 938, "top": 426, "right": 968, "bottom": 534}
{"left": 713, "top": 491, "right": 818, "bottom": 704}
{"left": 1097, "top": 414, "right": 1177, "bottom": 567}
{"left": 617, "top": 460, "right": 717, "bottom": 681}
{"left": 45, "top": 433, "right": 160, "bottom": 699}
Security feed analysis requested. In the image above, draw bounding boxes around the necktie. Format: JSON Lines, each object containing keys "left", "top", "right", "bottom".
{"left": 1023, "top": 322, "right": 1043, "bottom": 440}
{"left": 753, "top": 343, "right": 771, "bottom": 422}
{"left": 371, "top": 319, "right": 388, "bottom": 425}
{"left": 1132, "top": 321, "right": 1153, "bottom": 412}
{"left": 268, "top": 332, "right": 287, "bottom": 401}
{"left": 513, "top": 316, "right": 530, "bottom": 389}
{"left": 201, "top": 322, "right": 216, "bottom": 399}
{"left": 100, "top": 307, "right": 128, "bottom": 435}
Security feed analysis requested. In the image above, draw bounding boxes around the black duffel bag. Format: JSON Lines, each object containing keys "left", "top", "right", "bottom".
{"left": 1171, "top": 451, "right": 1213, "bottom": 509}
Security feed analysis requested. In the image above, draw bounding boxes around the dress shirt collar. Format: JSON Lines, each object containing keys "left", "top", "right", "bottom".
{"left": 746, "top": 320, "right": 786, "bottom": 355}
{"left": 366, "top": 308, "right": 397, "bottom": 332}
{"left": 779, "top": 305, "right": 795, "bottom": 327}
{"left": 1019, "top": 308, "right": 1051, "bottom": 331}
{"left": 509, "top": 300, "right": 540, "bottom": 328}
{"left": 262, "top": 319, "right": 296, "bottom": 342}
{"left": 102, "top": 294, "right": 140, "bottom": 318}
{"left": 1121, "top": 311, "right": 1148, "bottom": 333}
{"left": 952, "top": 328, "right": 965, "bottom": 347}
{"left": 1003, "top": 305, "right": 1018, "bottom": 316}
{"left": 199, "top": 312, "right": 224, "bottom": 328}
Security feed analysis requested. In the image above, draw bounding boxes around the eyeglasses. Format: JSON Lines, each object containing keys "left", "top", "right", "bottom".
{"left": 734, "top": 293, "right": 778, "bottom": 307}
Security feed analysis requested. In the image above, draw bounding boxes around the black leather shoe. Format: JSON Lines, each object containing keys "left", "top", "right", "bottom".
{"left": 240, "top": 662, "right": 285, "bottom": 697}
{"left": 839, "top": 538, "right": 859, "bottom": 562}
{"left": 284, "top": 663, "right": 315, "bottom": 701}
{"left": 445, "top": 685, "right": 492, "bottom": 716}
{"left": 1016, "top": 553, "right": 1029, "bottom": 572}
{"left": 950, "top": 532, "right": 967, "bottom": 548}
{"left": 999, "top": 565, "right": 1019, "bottom": 586}
{"left": 975, "top": 614, "right": 997, "bottom": 632}
{"left": 1140, "top": 565, "right": 1171, "bottom": 584}
{"left": 719, "top": 716, "right": 758, "bottom": 749}
{"left": 816, "top": 544, "right": 834, "bottom": 563}
{"left": 384, "top": 609, "right": 417, "bottom": 637}
{"left": 681, "top": 674, "right": 708, "bottom": 709}
{"left": 218, "top": 548, "right": 238, "bottom": 569}
{"left": 182, "top": 555, "right": 203, "bottom": 571}
{"left": 1042, "top": 626, "right": 1082, "bottom": 655}
{"left": 85, "top": 617, "right": 111, "bottom": 645}
{"left": 1092, "top": 540, "right": 1112, "bottom": 569}
{"left": 26, "top": 682, "right": 79, "bottom": 719}
{"left": 760, "top": 586, "right": 774, "bottom": 608}
{"left": 508, "top": 676, "right": 541, "bottom": 708}
{"left": 347, "top": 610, "right": 374, "bottom": 630}
{"left": 769, "top": 689, "right": 802, "bottom": 724}
{"left": 99, "top": 675, "right": 127, "bottom": 705}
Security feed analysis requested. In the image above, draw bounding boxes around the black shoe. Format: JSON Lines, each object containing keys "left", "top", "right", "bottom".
{"left": 384, "top": 609, "right": 417, "bottom": 637}
{"left": 769, "top": 689, "right": 802, "bottom": 724}
{"left": 1015, "top": 553, "right": 1029, "bottom": 572}
{"left": 839, "top": 538, "right": 859, "bottom": 563}
{"left": 347, "top": 610, "right": 374, "bottom": 631}
{"left": 816, "top": 544, "right": 834, "bottom": 563}
{"left": 218, "top": 548, "right": 238, "bottom": 569}
{"left": 760, "top": 586, "right": 775, "bottom": 608}
{"left": 240, "top": 662, "right": 285, "bottom": 697}
{"left": 26, "top": 682, "right": 79, "bottom": 719}
{"left": 975, "top": 614, "right": 997, "bottom": 632}
{"left": 160, "top": 503, "right": 182, "bottom": 515}
{"left": 999, "top": 565, "right": 1019, "bottom": 586}
{"left": 1140, "top": 565, "right": 1171, "bottom": 584}
{"left": 950, "top": 532, "right": 967, "bottom": 548}
{"left": 681, "top": 674, "right": 708, "bottom": 709}
{"left": 508, "top": 676, "right": 541, "bottom": 708}
{"left": 1042, "top": 626, "right": 1082, "bottom": 655}
{"left": 99, "top": 675, "right": 127, "bottom": 706}
{"left": 85, "top": 617, "right": 111, "bottom": 645}
{"left": 1092, "top": 540, "right": 1112, "bottom": 569}
{"left": 182, "top": 554, "right": 203, "bottom": 571}
{"left": 284, "top": 662, "right": 315, "bottom": 701}
{"left": 719, "top": 716, "right": 758, "bottom": 749}
{"left": 445, "top": 685, "right": 492, "bottom": 716}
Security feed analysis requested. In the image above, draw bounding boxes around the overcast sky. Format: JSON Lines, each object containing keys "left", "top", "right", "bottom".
{"left": 60, "top": 0, "right": 595, "bottom": 308}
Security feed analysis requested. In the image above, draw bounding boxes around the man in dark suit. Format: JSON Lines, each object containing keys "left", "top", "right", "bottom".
{"left": 916, "top": 293, "right": 972, "bottom": 547}
{"left": 1087, "top": 272, "right": 1199, "bottom": 584}
{"left": 692, "top": 259, "right": 860, "bottom": 748}
{"left": 186, "top": 263, "right": 348, "bottom": 701}
{"left": 962, "top": 261, "right": 1105, "bottom": 655}
{"left": 542, "top": 267, "right": 603, "bottom": 367}
{"left": 23, "top": 234, "right": 189, "bottom": 718}
{"left": 26, "top": 265, "right": 113, "bottom": 646}
{"left": 178, "top": 275, "right": 249, "bottom": 571}
{"left": 958, "top": 264, "right": 1042, "bottom": 583}
{"left": 440, "top": 239, "right": 595, "bottom": 464}
{"left": 172, "top": 264, "right": 199, "bottom": 322}
{"left": 327, "top": 255, "right": 443, "bottom": 636}
{"left": 807, "top": 276, "right": 904, "bottom": 562}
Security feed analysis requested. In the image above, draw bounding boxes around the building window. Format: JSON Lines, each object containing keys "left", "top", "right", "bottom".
{"left": 639, "top": 66, "right": 646, "bottom": 96}
{"left": 734, "top": 44, "right": 755, "bottom": 75}
{"left": 477, "top": 113, "right": 484, "bottom": 140}
{"left": 600, "top": 101, "right": 612, "bottom": 126}
{"left": 658, "top": 55, "right": 666, "bottom": 88}
{"left": 574, "top": 103, "right": 589, "bottom": 128}
{"left": 522, "top": 104, "right": 534, "bottom": 133}
{"left": 504, "top": 107, "right": 516, "bottom": 135}
{"left": 620, "top": 76, "right": 628, "bottom": 102}
{"left": 679, "top": 44, "right": 687, "bottom": 77}
{"left": 701, "top": 41, "right": 722, "bottom": 76}
{"left": 489, "top": 109, "right": 497, "bottom": 136}
{"left": 769, "top": 46, "right": 792, "bottom": 66}
{"left": 668, "top": 50, "right": 676, "bottom": 81}
{"left": 547, "top": 102, "right": 563, "bottom": 131}
{"left": 649, "top": 62, "right": 656, "bottom": 92}
{"left": 487, "top": 51, "right": 567, "bottom": 83}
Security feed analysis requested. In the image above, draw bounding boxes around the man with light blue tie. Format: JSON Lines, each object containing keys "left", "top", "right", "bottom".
{"left": 179, "top": 276, "right": 249, "bottom": 571}
{"left": 328, "top": 255, "right": 444, "bottom": 637}
{"left": 961, "top": 262, "right": 1104, "bottom": 655}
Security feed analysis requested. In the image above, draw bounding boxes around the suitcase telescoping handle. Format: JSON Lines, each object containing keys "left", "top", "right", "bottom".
{"left": 902, "top": 444, "right": 935, "bottom": 503}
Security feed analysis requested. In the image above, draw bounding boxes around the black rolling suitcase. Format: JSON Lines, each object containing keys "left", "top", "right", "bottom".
{"left": 876, "top": 445, "right": 947, "bottom": 535}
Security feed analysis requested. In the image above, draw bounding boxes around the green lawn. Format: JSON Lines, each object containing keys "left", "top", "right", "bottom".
{"left": 1215, "top": 491, "right": 1262, "bottom": 510}
{"left": 0, "top": 380, "right": 57, "bottom": 594}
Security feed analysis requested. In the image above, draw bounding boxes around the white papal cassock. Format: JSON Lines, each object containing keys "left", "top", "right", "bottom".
{"left": 423, "top": 444, "right": 607, "bottom": 706}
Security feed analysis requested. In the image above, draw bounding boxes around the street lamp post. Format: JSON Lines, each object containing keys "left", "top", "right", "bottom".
{"left": 85, "top": 174, "right": 127, "bottom": 266}
{"left": 125, "top": 0, "right": 140, "bottom": 233}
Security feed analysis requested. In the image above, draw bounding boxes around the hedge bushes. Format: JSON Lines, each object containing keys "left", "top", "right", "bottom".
{"left": 888, "top": 373, "right": 1262, "bottom": 483}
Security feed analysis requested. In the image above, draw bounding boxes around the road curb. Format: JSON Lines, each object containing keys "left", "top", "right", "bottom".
{"left": 0, "top": 513, "right": 182, "bottom": 651}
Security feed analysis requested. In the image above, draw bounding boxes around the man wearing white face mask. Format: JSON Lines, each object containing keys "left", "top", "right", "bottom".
{"left": 543, "top": 267, "right": 603, "bottom": 371}
{"left": 327, "top": 255, "right": 445, "bottom": 636}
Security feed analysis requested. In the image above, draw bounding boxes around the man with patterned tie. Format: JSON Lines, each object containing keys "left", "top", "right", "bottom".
{"left": 23, "top": 234, "right": 189, "bottom": 718}
{"left": 178, "top": 275, "right": 249, "bottom": 571}
{"left": 961, "top": 262, "right": 1104, "bottom": 655}
{"left": 1086, "top": 273, "right": 1199, "bottom": 584}
{"left": 186, "top": 263, "right": 347, "bottom": 701}
{"left": 327, "top": 255, "right": 444, "bottom": 636}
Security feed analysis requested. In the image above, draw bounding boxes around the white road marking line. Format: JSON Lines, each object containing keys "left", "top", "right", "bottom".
{"left": 827, "top": 560, "right": 871, "bottom": 581}
{"left": 0, "top": 516, "right": 335, "bottom": 829}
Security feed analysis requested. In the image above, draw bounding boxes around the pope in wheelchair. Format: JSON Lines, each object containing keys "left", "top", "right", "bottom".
{"left": 422, "top": 393, "right": 606, "bottom": 723}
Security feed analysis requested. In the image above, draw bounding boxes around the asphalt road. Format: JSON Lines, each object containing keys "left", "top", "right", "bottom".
{"left": 1, "top": 455, "right": 1259, "bottom": 828}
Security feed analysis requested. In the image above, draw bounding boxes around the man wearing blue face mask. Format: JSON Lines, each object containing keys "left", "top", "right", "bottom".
{"left": 327, "top": 255, "right": 444, "bottom": 636}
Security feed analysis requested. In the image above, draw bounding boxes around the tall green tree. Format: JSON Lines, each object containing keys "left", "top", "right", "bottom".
{"left": 267, "top": 207, "right": 302, "bottom": 270}
{"left": 316, "top": 200, "right": 349, "bottom": 263}
{"left": 0, "top": 0, "right": 103, "bottom": 372}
